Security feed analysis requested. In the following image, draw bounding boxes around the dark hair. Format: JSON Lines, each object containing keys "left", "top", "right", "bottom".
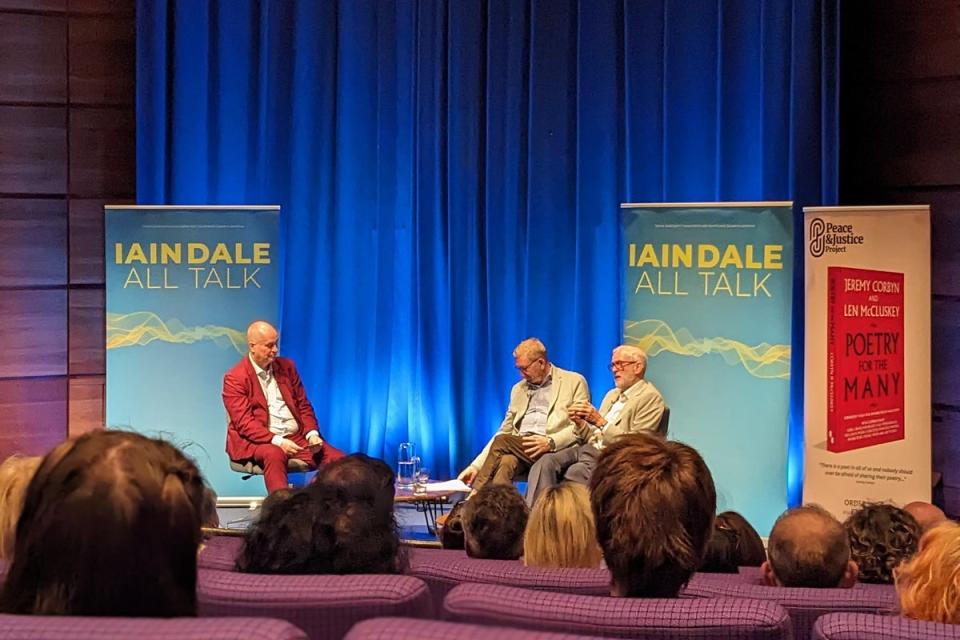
{"left": 767, "top": 505, "right": 850, "bottom": 587}
{"left": 238, "top": 456, "right": 403, "bottom": 575}
{"left": 200, "top": 485, "right": 219, "bottom": 528}
{"left": 0, "top": 431, "right": 206, "bottom": 617}
{"left": 462, "top": 484, "right": 528, "bottom": 560}
{"left": 700, "top": 523, "right": 741, "bottom": 573}
{"left": 590, "top": 432, "right": 716, "bottom": 597}
{"left": 709, "top": 511, "right": 767, "bottom": 568}
{"left": 844, "top": 502, "right": 920, "bottom": 584}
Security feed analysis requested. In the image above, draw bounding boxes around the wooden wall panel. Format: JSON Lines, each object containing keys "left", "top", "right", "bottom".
{"left": 0, "top": 13, "right": 66, "bottom": 103}
{"left": 68, "top": 107, "right": 135, "bottom": 197}
{"left": 0, "top": 289, "right": 66, "bottom": 378}
{"left": 68, "top": 0, "right": 133, "bottom": 16}
{"left": 69, "top": 15, "right": 134, "bottom": 105}
{"left": 69, "top": 198, "right": 111, "bottom": 284}
{"left": 932, "top": 297, "right": 960, "bottom": 407}
{"left": 68, "top": 288, "right": 103, "bottom": 376}
{"left": 0, "top": 106, "right": 66, "bottom": 194}
{"left": 0, "top": 0, "right": 64, "bottom": 11}
{"left": 0, "top": 377, "right": 66, "bottom": 458}
{"left": 0, "top": 198, "right": 66, "bottom": 286}
{"left": 68, "top": 375, "right": 103, "bottom": 437}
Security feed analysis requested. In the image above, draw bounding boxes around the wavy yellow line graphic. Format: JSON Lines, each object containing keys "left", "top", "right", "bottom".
{"left": 625, "top": 319, "right": 790, "bottom": 379}
{"left": 106, "top": 312, "right": 246, "bottom": 354}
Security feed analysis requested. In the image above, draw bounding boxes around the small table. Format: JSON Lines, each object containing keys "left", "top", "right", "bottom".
{"left": 394, "top": 487, "right": 463, "bottom": 535}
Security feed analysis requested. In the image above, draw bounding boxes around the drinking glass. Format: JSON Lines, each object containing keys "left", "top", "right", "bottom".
{"left": 414, "top": 466, "right": 430, "bottom": 495}
{"left": 397, "top": 442, "right": 417, "bottom": 488}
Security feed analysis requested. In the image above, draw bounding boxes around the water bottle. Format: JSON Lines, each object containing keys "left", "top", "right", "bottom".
{"left": 397, "top": 442, "right": 417, "bottom": 488}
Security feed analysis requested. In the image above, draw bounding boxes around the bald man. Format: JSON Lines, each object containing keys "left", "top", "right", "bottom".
{"left": 223, "top": 321, "right": 345, "bottom": 492}
{"left": 904, "top": 501, "right": 948, "bottom": 532}
{"left": 762, "top": 505, "right": 859, "bottom": 588}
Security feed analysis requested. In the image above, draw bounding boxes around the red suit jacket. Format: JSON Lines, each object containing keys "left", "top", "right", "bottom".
{"left": 222, "top": 356, "right": 322, "bottom": 462}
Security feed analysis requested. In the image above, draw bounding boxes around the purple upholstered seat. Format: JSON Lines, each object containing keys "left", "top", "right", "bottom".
{"left": 407, "top": 547, "right": 610, "bottom": 611}
{"left": 0, "top": 614, "right": 306, "bottom": 639}
{"left": 346, "top": 617, "right": 610, "bottom": 639}
{"left": 198, "top": 535, "right": 245, "bottom": 571}
{"left": 813, "top": 612, "right": 960, "bottom": 640}
{"left": 682, "top": 579, "right": 897, "bottom": 640}
{"left": 443, "top": 583, "right": 791, "bottom": 639}
{"left": 197, "top": 569, "right": 434, "bottom": 639}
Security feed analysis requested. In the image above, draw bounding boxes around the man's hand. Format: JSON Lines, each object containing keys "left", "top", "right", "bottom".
{"left": 276, "top": 438, "right": 304, "bottom": 456}
{"left": 522, "top": 435, "right": 552, "bottom": 459}
{"left": 306, "top": 433, "right": 323, "bottom": 447}
{"left": 568, "top": 401, "right": 603, "bottom": 427}
{"left": 572, "top": 416, "right": 594, "bottom": 441}
{"left": 457, "top": 465, "right": 478, "bottom": 485}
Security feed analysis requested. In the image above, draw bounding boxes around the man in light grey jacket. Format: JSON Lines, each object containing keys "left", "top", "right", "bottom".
{"left": 457, "top": 338, "right": 589, "bottom": 496}
{"left": 525, "top": 344, "right": 665, "bottom": 505}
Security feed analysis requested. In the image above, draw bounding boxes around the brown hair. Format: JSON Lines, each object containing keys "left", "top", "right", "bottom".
{"left": 590, "top": 432, "right": 716, "bottom": 597}
{"left": 462, "top": 483, "right": 528, "bottom": 560}
{"left": 895, "top": 521, "right": 960, "bottom": 624}
{"left": 0, "top": 431, "right": 206, "bottom": 617}
{"left": 844, "top": 502, "right": 920, "bottom": 584}
{"left": 0, "top": 455, "right": 42, "bottom": 561}
{"left": 524, "top": 483, "right": 602, "bottom": 568}
{"left": 767, "top": 505, "right": 850, "bottom": 588}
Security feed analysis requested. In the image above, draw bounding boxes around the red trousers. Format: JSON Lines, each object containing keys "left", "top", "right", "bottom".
{"left": 249, "top": 440, "right": 346, "bottom": 492}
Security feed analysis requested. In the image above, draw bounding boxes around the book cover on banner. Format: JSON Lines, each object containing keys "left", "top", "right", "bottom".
{"left": 827, "top": 266, "right": 905, "bottom": 453}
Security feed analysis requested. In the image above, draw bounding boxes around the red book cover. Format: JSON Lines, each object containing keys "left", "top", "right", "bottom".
{"left": 827, "top": 266, "right": 905, "bottom": 453}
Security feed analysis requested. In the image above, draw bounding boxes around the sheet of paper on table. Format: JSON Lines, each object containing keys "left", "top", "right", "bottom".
{"left": 423, "top": 479, "right": 471, "bottom": 493}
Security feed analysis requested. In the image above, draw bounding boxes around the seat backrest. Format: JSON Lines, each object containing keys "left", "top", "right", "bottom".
{"left": 813, "top": 612, "right": 960, "bottom": 640}
{"left": 197, "top": 569, "right": 433, "bottom": 639}
{"left": 345, "top": 617, "right": 610, "bottom": 640}
{"left": 199, "top": 534, "right": 245, "bottom": 571}
{"left": 406, "top": 547, "right": 610, "bottom": 612}
{"left": 0, "top": 614, "right": 306, "bottom": 640}
{"left": 443, "top": 583, "right": 791, "bottom": 639}
{"left": 682, "top": 578, "right": 897, "bottom": 640}
{"left": 656, "top": 405, "right": 670, "bottom": 436}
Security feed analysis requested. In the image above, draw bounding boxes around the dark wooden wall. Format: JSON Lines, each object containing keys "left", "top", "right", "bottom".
{"left": 841, "top": 0, "right": 960, "bottom": 513}
{"left": 0, "top": 0, "right": 133, "bottom": 459}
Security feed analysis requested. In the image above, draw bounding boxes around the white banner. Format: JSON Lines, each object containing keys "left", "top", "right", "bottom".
{"left": 803, "top": 206, "right": 931, "bottom": 519}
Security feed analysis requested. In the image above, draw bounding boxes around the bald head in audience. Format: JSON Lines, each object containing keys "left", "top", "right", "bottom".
{"left": 762, "top": 505, "right": 858, "bottom": 588}
{"left": 904, "top": 501, "right": 948, "bottom": 533}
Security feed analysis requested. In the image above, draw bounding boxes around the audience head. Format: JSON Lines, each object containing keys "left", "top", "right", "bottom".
{"left": 523, "top": 483, "right": 602, "bottom": 568}
{"left": 462, "top": 483, "right": 528, "bottom": 560}
{"left": 513, "top": 338, "right": 549, "bottom": 384}
{"left": 610, "top": 344, "right": 648, "bottom": 390}
{"left": 200, "top": 485, "right": 219, "bottom": 529}
{"left": 716, "top": 511, "right": 766, "bottom": 566}
{"left": 238, "top": 457, "right": 403, "bottom": 575}
{"left": 0, "top": 455, "right": 42, "bottom": 561}
{"left": 0, "top": 431, "right": 206, "bottom": 617}
{"left": 763, "top": 504, "right": 858, "bottom": 588}
{"left": 701, "top": 522, "right": 742, "bottom": 573}
{"left": 844, "top": 502, "right": 920, "bottom": 584}
{"left": 904, "top": 501, "right": 948, "bottom": 533}
{"left": 895, "top": 521, "right": 960, "bottom": 624}
{"left": 590, "top": 432, "right": 716, "bottom": 597}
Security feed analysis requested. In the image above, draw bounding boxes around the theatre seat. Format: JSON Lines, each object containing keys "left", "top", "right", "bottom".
{"left": 813, "top": 612, "right": 960, "bottom": 640}
{"left": 197, "top": 569, "right": 434, "bottom": 639}
{"left": 345, "top": 617, "right": 606, "bottom": 640}
{"left": 0, "top": 614, "right": 306, "bottom": 639}
{"left": 443, "top": 583, "right": 791, "bottom": 639}
{"left": 682, "top": 579, "right": 897, "bottom": 640}
{"left": 199, "top": 534, "right": 245, "bottom": 571}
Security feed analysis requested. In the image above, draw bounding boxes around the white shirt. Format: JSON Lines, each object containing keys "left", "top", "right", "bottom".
{"left": 590, "top": 379, "right": 644, "bottom": 450}
{"left": 249, "top": 355, "right": 319, "bottom": 446}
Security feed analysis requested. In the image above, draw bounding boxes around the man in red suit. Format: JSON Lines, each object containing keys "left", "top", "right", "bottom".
{"left": 223, "top": 320, "right": 345, "bottom": 492}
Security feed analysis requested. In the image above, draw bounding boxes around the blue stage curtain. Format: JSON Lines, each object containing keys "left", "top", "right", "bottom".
{"left": 137, "top": 0, "right": 837, "bottom": 503}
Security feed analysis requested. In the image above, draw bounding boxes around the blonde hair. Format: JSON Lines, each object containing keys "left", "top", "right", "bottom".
{"left": 895, "top": 521, "right": 960, "bottom": 623}
{"left": 0, "top": 455, "right": 42, "bottom": 560}
{"left": 513, "top": 338, "right": 547, "bottom": 363}
{"left": 523, "top": 483, "right": 602, "bottom": 568}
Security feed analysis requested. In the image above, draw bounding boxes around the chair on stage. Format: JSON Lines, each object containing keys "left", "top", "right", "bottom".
{"left": 681, "top": 579, "right": 897, "bottom": 640}
{"left": 0, "top": 614, "right": 307, "bottom": 640}
{"left": 229, "top": 458, "right": 315, "bottom": 487}
{"left": 345, "top": 617, "right": 606, "bottom": 640}
{"left": 197, "top": 569, "right": 434, "bottom": 639}
{"left": 443, "top": 583, "right": 791, "bottom": 639}
{"left": 813, "top": 612, "right": 960, "bottom": 640}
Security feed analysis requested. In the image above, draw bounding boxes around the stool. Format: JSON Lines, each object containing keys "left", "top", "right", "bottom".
{"left": 229, "top": 458, "right": 316, "bottom": 488}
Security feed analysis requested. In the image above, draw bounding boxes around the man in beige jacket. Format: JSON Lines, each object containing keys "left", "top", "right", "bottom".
{"left": 457, "top": 338, "right": 589, "bottom": 498}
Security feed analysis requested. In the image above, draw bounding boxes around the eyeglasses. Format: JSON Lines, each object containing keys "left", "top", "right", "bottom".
{"left": 516, "top": 358, "right": 543, "bottom": 373}
{"left": 608, "top": 360, "right": 639, "bottom": 371}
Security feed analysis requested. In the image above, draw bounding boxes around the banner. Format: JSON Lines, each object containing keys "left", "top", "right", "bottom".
{"left": 621, "top": 203, "right": 794, "bottom": 535}
{"left": 105, "top": 206, "right": 281, "bottom": 498}
{"left": 803, "top": 206, "right": 931, "bottom": 519}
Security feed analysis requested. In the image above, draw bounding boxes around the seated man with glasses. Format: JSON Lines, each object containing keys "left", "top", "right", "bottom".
{"left": 526, "top": 344, "right": 665, "bottom": 505}
{"left": 456, "top": 338, "right": 589, "bottom": 499}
